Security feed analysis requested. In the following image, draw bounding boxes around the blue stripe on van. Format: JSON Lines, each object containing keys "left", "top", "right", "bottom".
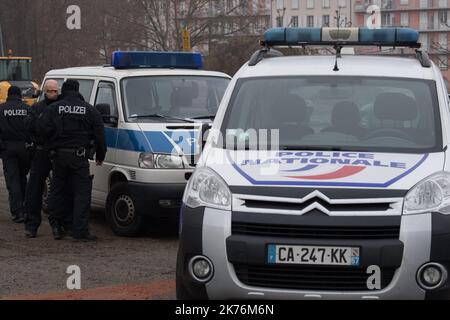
{"left": 104, "top": 127, "right": 198, "bottom": 154}
{"left": 144, "top": 131, "right": 176, "bottom": 154}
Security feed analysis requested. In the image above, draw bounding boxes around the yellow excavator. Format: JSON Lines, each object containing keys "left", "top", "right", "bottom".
{"left": 0, "top": 50, "right": 40, "bottom": 106}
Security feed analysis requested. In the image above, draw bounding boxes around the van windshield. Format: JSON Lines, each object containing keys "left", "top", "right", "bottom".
{"left": 0, "top": 59, "right": 32, "bottom": 81}
{"left": 122, "top": 76, "right": 229, "bottom": 121}
{"left": 221, "top": 76, "right": 442, "bottom": 154}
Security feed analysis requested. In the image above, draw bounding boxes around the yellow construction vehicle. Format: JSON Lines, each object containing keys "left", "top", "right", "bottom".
{"left": 0, "top": 50, "right": 40, "bottom": 106}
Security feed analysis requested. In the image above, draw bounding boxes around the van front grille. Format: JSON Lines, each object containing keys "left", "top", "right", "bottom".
{"left": 243, "top": 199, "right": 392, "bottom": 212}
{"left": 234, "top": 264, "right": 396, "bottom": 291}
{"left": 232, "top": 222, "right": 400, "bottom": 240}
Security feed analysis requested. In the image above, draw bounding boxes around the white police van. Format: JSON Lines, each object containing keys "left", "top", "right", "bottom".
{"left": 41, "top": 52, "right": 231, "bottom": 236}
{"left": 177, "top": 28, "right": 450, "bottom": 300}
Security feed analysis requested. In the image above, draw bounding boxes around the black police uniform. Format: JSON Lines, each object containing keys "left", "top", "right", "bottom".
{"left": 38, "top": 87, "right": 106, "bottom": 240}
{"left": 25, "top": 93, "right": 87, "bottom": 238}
{"left": 24, "top": 96, "right": 70, "bottom": 237}
{"left": 0, "top": 87, "right": 31, "bottom": 223}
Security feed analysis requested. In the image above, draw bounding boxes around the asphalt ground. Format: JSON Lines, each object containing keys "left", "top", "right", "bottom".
{"left": 0, "top": 160, "right": 178, "bottom": 300}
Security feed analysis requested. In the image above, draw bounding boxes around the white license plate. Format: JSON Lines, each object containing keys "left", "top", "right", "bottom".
{"left": 267, "top": 245, "right": 360, "bottom": 266}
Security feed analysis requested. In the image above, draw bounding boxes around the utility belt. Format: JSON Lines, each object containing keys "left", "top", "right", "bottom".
{"left": 52, "top": 141, "right": 95, "bottom": 160}
{"left": 56, "top": 147, "right": 89, "bottom": 158}
{"left": 0, "top": 140, "right": 36, "bottom": 153}
{"left": 24, "top": 142, "right": 47, "bottom": 154}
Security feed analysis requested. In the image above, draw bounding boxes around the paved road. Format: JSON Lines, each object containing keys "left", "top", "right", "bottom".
{"left": 0, "top": 160, "right": 178, "bottom": 300}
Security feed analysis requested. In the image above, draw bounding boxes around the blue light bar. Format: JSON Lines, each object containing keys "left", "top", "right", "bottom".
{"left": 111, "top": 51, "right": 203, "bottom": 69}
{"left": 263, "top": 27, "right": 420, "bottom": 48}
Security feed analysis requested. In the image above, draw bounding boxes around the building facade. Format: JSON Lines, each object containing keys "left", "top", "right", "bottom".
{"left": 176, "top": 0, "right": 272, "bottom": 55}
{"left": 354, "top": 0, "right": 450, "bottom": 86}
{"left": 271, "top": 0, "right": 355, "bottom": 28}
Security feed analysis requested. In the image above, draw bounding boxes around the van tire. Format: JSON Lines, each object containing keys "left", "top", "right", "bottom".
{"left": 106, "top": 183, "right": 144, "bottom": 237}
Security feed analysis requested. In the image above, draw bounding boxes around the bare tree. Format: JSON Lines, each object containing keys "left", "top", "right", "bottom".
{"left": 0, "top": 0, "right": 269, "bottom": 80}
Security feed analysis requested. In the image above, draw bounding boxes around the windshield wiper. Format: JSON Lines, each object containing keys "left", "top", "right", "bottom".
{"left": 128, "top": 114, "right": 194, "bottom": 123}
{"left": 189, "top": 115, "right": 216, "bottom": 120}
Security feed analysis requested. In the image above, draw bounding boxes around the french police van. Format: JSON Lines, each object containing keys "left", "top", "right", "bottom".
{"left": 42, "top": 52, "right": 231, "bottom": 236}
{"left": 176, "top": 28, "right": 450, "bottom": 300}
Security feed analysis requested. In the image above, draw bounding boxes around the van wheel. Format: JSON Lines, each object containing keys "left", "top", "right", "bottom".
{"left": 106, "top": 183, "right": 144, "bottom": 237}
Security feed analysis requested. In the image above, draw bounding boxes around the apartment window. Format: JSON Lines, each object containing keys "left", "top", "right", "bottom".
{"left": 307, "top": 0, "right": 314, "bottom": 9}
{"left": 292, "top": 0, "right": 299, "bottom": 9}
{"left": 179, "top": 1, "right": 186, "bottom": 16}
{"left": 291, "top": 16, "right": 299, "bottom": 27}
{"left": 322, "top": 15, "right": 330, "bottom": 27}
{"left": 400, "top": 0, "right": 409, "bottom": 4}
{"left": 381, "top": 13, "right": 393, "bottom": 26}
{"left": 323, "top": 0, "right": 330, "bottom": 8}
{"left": 420, "top": 33, "right": 429, "bottom": 50}
{"left": 420, "top": 12, "right": 428, "bottom": 29}
{"left": 429, "top": 14, "right": 435, "bottom": 30}
{"left": 439, "top": 32, "right": 448, "bottom": 48}
{"left": 439, "top": 11, "right": 448, "bottom": 26}
{"left": 307, "top": 15, "right": 314, "bottom": 27}
{"left": 226, "top": 0, "right": 233, "bottom": 12}
{"left": 438, "top": 56, "right": 448, "bottom": 70}
{"left": 400, "top": 12, "right": 409, "bottom": 26}
{"left": 276, "top": 16, "right": 283, "bottom": 27}
{"left": 420, "top": 0, "right": 428, "bottom": 8}
{"left": 439, "top": 0, "right": 448, "bottom": 8}
{"left": 276, "top": 0, "right": 284, "bottom": 10}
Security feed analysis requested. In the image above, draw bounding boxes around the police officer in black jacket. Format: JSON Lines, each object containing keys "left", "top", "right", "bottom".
{"left": 0, "top": 86, "right": 31, "bottom": 223}
{"left": 38, "top": 80, "right": 107, "bottom": 242}
{"left": 24, "top": 80, "right": 60, "bottom": 238}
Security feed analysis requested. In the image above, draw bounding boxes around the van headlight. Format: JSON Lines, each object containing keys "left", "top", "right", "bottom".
{"left": 138, "top": 153, "right": 184, "bottom": 169}
{"left": 183, "top": 167, "right": 231, "bottom": 210}
{"left": 404, "top": 172, "right": 450, "bottom": 215}
{"left": 155, "top": 154, "right": 184, "bottom": 169}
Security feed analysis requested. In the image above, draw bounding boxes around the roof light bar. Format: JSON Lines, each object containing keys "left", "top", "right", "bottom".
{"left": 263, "top": 27, "right": 420, "bottom": 48}
{"left": 111, "top": 51, "right": 203, "bottom": 69}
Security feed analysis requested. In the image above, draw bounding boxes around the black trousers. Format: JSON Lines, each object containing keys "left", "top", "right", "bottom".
{"left": 24, "top": 149, "right": 74, "bottom": 233}
{"left": 1, "top": 142, "right": 30, "bottom": 217}
{"left": 51, "top": 151, "right": 92, "bottom": 238}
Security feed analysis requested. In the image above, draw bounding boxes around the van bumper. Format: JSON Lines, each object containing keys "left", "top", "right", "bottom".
{"left": 177, "top": 208, "right": 450, "bottom": 300}
{"left": 127, "top": 181, "right": 186, "bottom": 219}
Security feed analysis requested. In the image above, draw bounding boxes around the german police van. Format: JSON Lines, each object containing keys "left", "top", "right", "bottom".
{"left": 177, "top": 28, "right": 450, "bottom": 300}
{"left": 41, "top": 52, "right": 231, "bottom": 236}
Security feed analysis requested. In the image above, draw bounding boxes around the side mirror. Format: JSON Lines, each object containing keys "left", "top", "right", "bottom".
{"left": 96, "top": 103, "right": 118, "bottom": 125}
{"left": 201, "top": 122, "right": 211, "bottom": 149}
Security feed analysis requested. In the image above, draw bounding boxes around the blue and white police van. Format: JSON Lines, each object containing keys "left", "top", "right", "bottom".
{"left": 177, "top": 28, "right": 450, "bottom": 299}
{"left": 41, "top": 52, "right": 231, "bottom": 236}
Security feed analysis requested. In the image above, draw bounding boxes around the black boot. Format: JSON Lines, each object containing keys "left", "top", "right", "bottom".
{"left": 25, "top": 230, "right": 37, "bottom": 238}
{"left": 72, "top": 233, "right": 97, "bottom": 243}
{"left": 12, "top": 213, "right": 25, "bottom": 224}
{"left": 52, "top": 225, "right": 63, "bottom": 240}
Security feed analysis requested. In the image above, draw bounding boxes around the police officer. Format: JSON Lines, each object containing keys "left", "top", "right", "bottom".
{"left": 38, "top": 80, "right": 107, "bottom": 242}
{"left": 24, "top": 80, "right": 61, "bottom": 238}
{"left": 0, "top": 86, "right": 31, "bottom": 223}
